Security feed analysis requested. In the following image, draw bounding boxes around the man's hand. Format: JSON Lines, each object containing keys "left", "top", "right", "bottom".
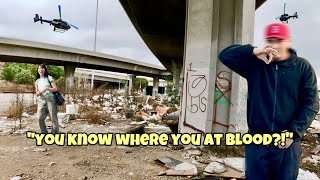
{"left": 278, "top": 138, "right": 294, "bottom": 149}
{"left": 253, "top": 44, "right": 280, "bottom": 64}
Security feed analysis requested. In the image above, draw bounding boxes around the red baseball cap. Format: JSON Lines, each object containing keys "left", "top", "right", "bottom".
{"left": 264, "top": 23, "right": 290, "bottom": 40}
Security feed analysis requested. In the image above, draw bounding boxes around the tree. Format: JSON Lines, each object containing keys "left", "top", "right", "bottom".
{"left": 133, "top": 77, "right": 149, "bottom": 93}
{"left": 15, "top": 69, "right": 34, "bottom": 84}
{"left": 0, "top": 67, "right": 15, "bottom": 81}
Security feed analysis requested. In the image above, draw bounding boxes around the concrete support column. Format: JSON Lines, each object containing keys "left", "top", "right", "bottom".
{"left": 152, "top": 76, "right": 159, "bottom": 97}
{"left": 64, "top": 64, "right": 76, "bottom": 93}
{"left": 128, "top": 74, "right": 134, "bottom": 95}
{"left": 179, "top": 0, "right": 255, "bottom": 134}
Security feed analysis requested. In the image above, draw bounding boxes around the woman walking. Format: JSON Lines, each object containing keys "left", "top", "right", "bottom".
{"left": 34, "top": 64, "right": 59, "bottom": 134}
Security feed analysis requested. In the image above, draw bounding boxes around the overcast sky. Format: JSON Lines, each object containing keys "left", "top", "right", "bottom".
{"left": 0, "top": 0, "right": 319, "bottom": 74}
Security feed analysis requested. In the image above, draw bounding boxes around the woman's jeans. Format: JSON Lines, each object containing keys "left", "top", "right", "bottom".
{"left": 37, "top": 95, "right": 59, "bottom": 134}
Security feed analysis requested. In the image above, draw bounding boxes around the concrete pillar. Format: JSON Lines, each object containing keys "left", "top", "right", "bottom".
{"left": 64, "top": 64, "right": 76, "bottom": 93}
{"left": 179, "top": 0, "right": 255, "bottom": 134}
{"left": 128, "top": 74, "right": 134, "bottom": 95}
{"left": 152, "top": 76, "right": 159, "bottom": 97}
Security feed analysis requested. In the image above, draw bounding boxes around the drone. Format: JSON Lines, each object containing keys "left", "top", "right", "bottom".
{"left": 276, "top": 3, "right": 298, "bottom": 24}
{"left": 34, "top": 5, "right": 79, "bottom": 32}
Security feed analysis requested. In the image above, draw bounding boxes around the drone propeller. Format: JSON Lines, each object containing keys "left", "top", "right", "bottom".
{"left": 58, "top": 5, "right": 62, "bottom": 19}
{"left": 68, "top": 23, "right": 79, "bottom": 30}
{"left": 276, "top": 16, "right": 280, "bottom": 20}
{"left": 284, "top": 3, "right": 286, "bottom": 14}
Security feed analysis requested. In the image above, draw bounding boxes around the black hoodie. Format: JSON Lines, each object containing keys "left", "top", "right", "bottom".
{"left": 219, "top": 44, "right": 319, "bottom": 139}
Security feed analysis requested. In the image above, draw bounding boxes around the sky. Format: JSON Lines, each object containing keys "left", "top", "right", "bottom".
{"left": 0, "top": 0, "right": 319, "bottom": 74}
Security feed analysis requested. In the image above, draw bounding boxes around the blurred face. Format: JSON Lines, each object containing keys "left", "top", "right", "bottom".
{"left": 38, "top": 66, "right": 45, "bottom": 76}
{"left": 265, "top": 38, "right": 291, "bottom": 59}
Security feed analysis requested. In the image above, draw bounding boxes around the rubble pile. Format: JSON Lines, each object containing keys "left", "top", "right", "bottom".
{"left": 71, "top": 93, "right": 180, "bottom": 133}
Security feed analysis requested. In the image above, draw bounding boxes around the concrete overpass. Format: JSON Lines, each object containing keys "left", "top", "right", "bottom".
{"left": 120, "top": 0, "right": 267, "bottom": 134}
{"left": 0, "top": 36, "right": 167, "bottom": 92}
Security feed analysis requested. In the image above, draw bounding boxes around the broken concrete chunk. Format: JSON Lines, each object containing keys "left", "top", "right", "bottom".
{"left": 223, "top": 157, "right": 245, "bottom": 173}
{"left": 31, "top": 147, "right": 47, "bottom": 152}
{"left": 154, "top": 156, "right": 183, "bottom": 169}
{"left": 204, "top": 162, "right": 227, "bottom": 174}
{"left": 173, "top": 162, "right": 197, "bottom": 175}
{"left": 312, "top": 145, "right": 320, "bottom": 155}
{"left": 187, "top": 150, "right": 201, "bottom": 156}
{"left": 297, "top": 169, "right": 319, "bottom": 180}
{"left": 144, "top": 125, "right": 172, "bottom": 134}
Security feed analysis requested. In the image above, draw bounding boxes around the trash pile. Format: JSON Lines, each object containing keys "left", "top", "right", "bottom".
{"left": 64, "top": 93, "right": 180, "bottom": 134}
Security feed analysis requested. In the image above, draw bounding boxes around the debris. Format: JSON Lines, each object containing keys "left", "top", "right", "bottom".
{"left": 204, "top": 162, "right": 227, "bottom": 174}
{"left": 187, "top": 150, "right": 201, "bottom": 156}
{"left": 297, "top": 169, "right": 319, "bottom": 180}
{"left": 302, "top": 157, "right": 318, "bottom": 164}
{"left": 223, "top": 157, "right": 245, "bottom": 172}
{"left": 31, "top": 147, "right": 47, "bottom": 152}
{"left": 128, "top": 172, "right": 134, "bottom": 176}
{"left": 144, "top": 125, "right": 172, "bottom": 134}
{"left": 163, "top": 110, "right": 180, "bottom": 120}
{"left": 310, "top": 120, "right": 320, "bottom": 130}
{"left": 155, "top": 156, "right": 183, "bottom": 169}
{"left": 129, "top": 121, "right": 147, "bottom": 125}
{"left": 22, "top": 112, "right": 29, "bottom": 117}
{"left": 156, "top": 106, "right": 169, "bottom": 116}
{"left": 312, "top": 145, "right": 320, "bottom": 155}
{"left": 10, "top": 176, "right": 22, "bottom": 180}
{"left": 155, "top": 157, "right": 197, "bottom": 176}
{"left": 203, "top": 167, "right": 245, "bottom": 179}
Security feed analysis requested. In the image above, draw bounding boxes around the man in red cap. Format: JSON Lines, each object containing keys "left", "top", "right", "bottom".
{"left": 219, "top": 23, "right": 319, "bottom": 180}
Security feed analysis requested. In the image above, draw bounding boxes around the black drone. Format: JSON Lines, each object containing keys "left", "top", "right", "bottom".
{"left": 276, "top": 3, "right": 298, "bottom": 24}
{"left": 34, "top": 5, "right": 79, "bottom": 32}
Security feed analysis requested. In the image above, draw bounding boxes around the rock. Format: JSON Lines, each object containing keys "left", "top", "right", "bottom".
{"left": 128, "top": 172, "right": 134, "bottom": 176}
{"left": 188, "top": 150, "right": 201, "bottom": 156}
{"left": 31, "top": 147, "right": 47, "bottom": 152}
{"left": 111, "top": 114, "right": 121, "bottom": 120}
{"left": 22, "top": 112, "right": 29, "bottom": 117}
{"left": 10, "top": 176, "right": 22, "bottom": 180}
{"left": 204, "top": 162, "right": 227, "bottom": 174}
{"left": 48, "top": 161, "right": 56, "bottom": 167}
{"left": 311, "top": 155, "right": 320, "bottom": 161}
{"left": 92, "top": 96, "right": 100, "bottom": 101}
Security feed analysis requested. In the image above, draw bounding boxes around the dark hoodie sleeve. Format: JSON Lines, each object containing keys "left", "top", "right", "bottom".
{"left": 218, "top": 44, "right": 256, "bottom": 78}
{"left": 290, "top": 62, "right": 319, "bottom": 139}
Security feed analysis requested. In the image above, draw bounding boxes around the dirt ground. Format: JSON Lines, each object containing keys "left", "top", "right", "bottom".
{"left": 0, "top": 135, "right": 189, "bottom": 180}
{"left": 0, "top": 115, "right": 319, "bottom": 180}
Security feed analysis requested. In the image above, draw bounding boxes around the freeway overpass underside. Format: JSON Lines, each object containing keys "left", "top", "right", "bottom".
{"left": 120, "top": 0, "right": 267, "bottom": 134}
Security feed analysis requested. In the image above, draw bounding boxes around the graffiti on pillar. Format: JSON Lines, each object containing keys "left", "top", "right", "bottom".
{"left": 186, "top": 63, "right": 208, "bottom": 113}
{"left": 214, "top": 71, "right": 232, "bottom": 105}
{"left": 212, "top": 71, "right": 233, "bottom": 129}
